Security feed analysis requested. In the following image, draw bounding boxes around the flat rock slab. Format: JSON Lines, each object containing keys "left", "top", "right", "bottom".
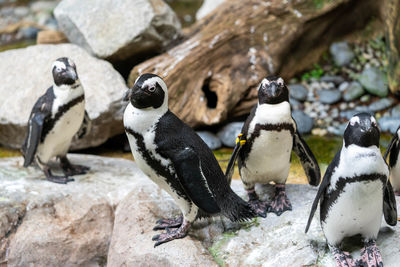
{"left": 0, "top": 154, "right": 141, "bottom": 266}
{"left": 0, "top": 44, "right": 128, "bottom": 150}
{"left": 108, "top": 170, "right": 400, "bottom": 266}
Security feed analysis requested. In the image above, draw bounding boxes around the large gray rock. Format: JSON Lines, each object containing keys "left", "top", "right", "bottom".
{"left": 292, "top": 110, "right": 314, "bottom": 134}
{"left": 217, "top": 122, "right": 244, "bottom": 148}
{"left": 54, "top": 0, "right": 181, "bottom": 60}
{"left": 329, "top": 42, "right": 354, "bottom": 66}
{"left": 0, "top": 155, "right": 141, "bottom": 266}
{"left": 196, "top": 131, "right": 222, "bottom": 150}
{"left": 358, "top": 67, "right": 389, "bottom": 97}
{"left": 343, "top": 81, "right": 364, "bottom": 102}
{"left": 0, "top": 44, "right": 127, "bottom": 150}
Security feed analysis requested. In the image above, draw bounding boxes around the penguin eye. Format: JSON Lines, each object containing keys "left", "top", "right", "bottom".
{"left": 148, "top": 86, "right": 156, "bottom": 92}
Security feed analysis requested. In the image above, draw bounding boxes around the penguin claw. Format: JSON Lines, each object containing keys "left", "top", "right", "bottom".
{"left": 359, "top": 240, "right": 383, "bottom": 267}
{"left": 152, "top": 221, "right": 191, "bottom": 247}
{"left": 153, "top": 216, "right": 183, "bottom": 230}
{"left": 62, "top": 164, "right": 90, "bottom": 176}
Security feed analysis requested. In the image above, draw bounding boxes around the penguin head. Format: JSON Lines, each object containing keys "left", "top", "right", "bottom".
{"left": 344, "top": 113, "right": 380, "bottom": 148}
{"left": 125, "top": 73, "right": 167, "bottom": 110}
{"left": 52, "top": 57, "right": 79, "bottom": 87}
{"left": 257, "top": 76, "right": 289, "bottom": 105}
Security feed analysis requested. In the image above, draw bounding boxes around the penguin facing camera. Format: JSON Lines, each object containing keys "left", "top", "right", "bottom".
{"left": 22, "top": 57, "right": 91, "bottom": 184}
{"left": 384, "top": 125, "right": 400, "bottom": 195}
{"left": 226, "top": 76, "right": 321, "bottom": 217}
{"left": 123, "top": 73, "right": 256, "bottom": 247}
{"left": 305, "top": 113, "right": 397, "bottom": 267}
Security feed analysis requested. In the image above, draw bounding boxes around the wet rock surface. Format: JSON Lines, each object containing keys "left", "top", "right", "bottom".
{"left": 0, "top": 44, "right": 127, "bottom": 150}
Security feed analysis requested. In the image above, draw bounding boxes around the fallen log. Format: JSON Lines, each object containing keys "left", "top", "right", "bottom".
{"left": 129, "top": 0, "right": 381, "bottom": 127}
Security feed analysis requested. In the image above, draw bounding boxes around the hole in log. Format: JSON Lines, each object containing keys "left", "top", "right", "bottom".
{"left": 201, "top": 77, "right": 218, "bottom": 109}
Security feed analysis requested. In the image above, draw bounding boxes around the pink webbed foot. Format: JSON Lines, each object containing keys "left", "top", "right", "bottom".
{"left": 152, "top": 220, "right": 191, "bottom": 247}
{"left": 330, "top": 245, "right": 358, "bottom": 267}
{"left": 266, "top": 184, "right": 292, "bottom": 216}
{"left": 359, "top": 240, "right": 383, "bottom": 267}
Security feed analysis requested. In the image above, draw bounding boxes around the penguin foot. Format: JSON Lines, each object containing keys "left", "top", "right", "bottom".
{"left": 62, "top": 164, "right": 90, "bottom": 176}
{"left": 246, "top": 189, "right": 267, "bottom": 218}
{"left": 359, "top": 240, "right": 383, "bottom": 267}
{"left": 59, "top": 156, "right": 90, "bottom": 176}
{"left": 266, "top": 185, "right": 292, "bottom": 216}
{"left": 46, "top": 175, "right": 75, "bottom": 184}
{"left": 330, "top": 245, "right": 358, "bottom": 267}
{"left": 153, "top": 216, "right": 183, "bottom": 230}
{"left": 43, "top": 167, "right": 74, "bottom": 184}
{"left": 248, "top": 200, "right": 268, "bottom": 218}
{"left": 152, "top": 220, "right": 191, "bottom": 247}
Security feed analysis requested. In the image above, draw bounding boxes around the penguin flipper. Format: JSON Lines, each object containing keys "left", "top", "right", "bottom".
{"left": 163, "top": 147, "right": 221, "bottom": 214}
{"left": 225, "top": 106, "right": 256, "bottom": 184}
{"left": 293, "top": 130, "right": 321, "bottom": 186}
{"left": 384, "top": 133, "right": 398, "bottom": 167}
{"left": 383, "top": 179, "right": 397, "bottom": 226}
{"left": 305, "top": 151, "right": 339, "bottom": 233}
{"left": 225, "top": 134, "right": 246, "bottom": 185}
{"left": 76, "top": 110, "right": 91, "bottom": 139}
{"left": 23, "top": 113, "right": 45, "bottom": 167}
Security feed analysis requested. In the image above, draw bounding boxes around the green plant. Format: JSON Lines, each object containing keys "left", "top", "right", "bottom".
{"left": 301, "top": 64, "right": 324, "bottom": 81}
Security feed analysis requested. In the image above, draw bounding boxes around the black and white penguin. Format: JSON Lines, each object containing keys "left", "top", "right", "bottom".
{"left": 384, "top": 125, "right": 400, "bottom": 195}
{"left": 305, "top": 113, "right": 397, "bottom": 267}
{"left": 225, "top": 76, "right": 321, "bottom": 217}
{"left": 22, "top": 57, "right": 91, "bottom": 184}
{"left": 123, "top": 73, "right": 255, "bottom": 247}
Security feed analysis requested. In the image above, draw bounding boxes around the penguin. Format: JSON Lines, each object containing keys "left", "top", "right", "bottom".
{"left": 225, "top": 76, "right": 321, "bottom": 217}
{"left": 22, "top": 57, "right": 91, "bottom": 184}
{"left": 384, "top": 125, "right": 400, "bottom": 195}
{"left": 305, "top": 113, "right": 397, "bottom": 267}
{"left": 123, "top": 73, "right": 255, "bottom": 247}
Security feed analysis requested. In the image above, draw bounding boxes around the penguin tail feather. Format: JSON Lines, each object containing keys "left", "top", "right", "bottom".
{"left": 219, "top": 189, "right": 256, "bottom": 222}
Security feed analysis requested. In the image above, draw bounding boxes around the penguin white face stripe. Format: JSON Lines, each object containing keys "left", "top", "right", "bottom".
{"left": 277, "top": 77, "right": 284, "bottom": 86}
{"left": 349, "top": 116, "right": 360, "bottom": 126}
{"left": 260, "top": 78, "right": 270, "bottom": 89}
{"left": 52, "top": 61, "right": 66, "bottom": 71}
{"left": 142, "top": 77, "right": 168, "bottom": 93}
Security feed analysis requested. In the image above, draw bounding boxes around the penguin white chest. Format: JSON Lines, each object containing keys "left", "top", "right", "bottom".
{"left": 241, "top": 102, "right": 293, "bottom": 184}
{"left": 243, "top": 129, "right": 292, "bottom": 183}
{"left": 322, "top": 180, "right": 383, "bottom": 246}
{"left": 37, "top": 101, "right": 85, "bottom": 162}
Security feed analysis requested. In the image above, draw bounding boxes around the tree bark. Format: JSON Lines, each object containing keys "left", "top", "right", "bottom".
{"left": 129, "top": 0, "right": 380, "bottom": 127}
{"left": 383, "top": 0, "right": 400, "bottom": 96}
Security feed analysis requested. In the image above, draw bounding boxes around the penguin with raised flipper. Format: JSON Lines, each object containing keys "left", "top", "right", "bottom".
{"left": 123, "top": 73, "right": 255, "bottom": 247}
{"left": 305, "top": 113, "right": 397, "bottom": 267}
{"left": 225, "top": 76, "right": 321, "bottom": 217}
{"left": 384, "top": 125, "right": 400, "bottom": 195}
{"left": 22, "top": 57, "right": 91, "bottom": 184}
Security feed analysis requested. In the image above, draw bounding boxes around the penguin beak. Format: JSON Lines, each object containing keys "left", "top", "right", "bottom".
{"left": 266, "top": 83, "right": 280, "bottom": 98}
{"left": 123, "top": 89, "right": 132, "bottom": 101}
{"left": 66, "top": 67, "right": 78, "bottom": 81}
